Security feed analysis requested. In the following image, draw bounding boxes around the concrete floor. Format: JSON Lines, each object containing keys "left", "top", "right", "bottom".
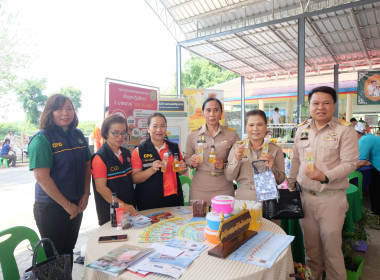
{"left": 1, "top": 165, "right": 379, "bottom": 280}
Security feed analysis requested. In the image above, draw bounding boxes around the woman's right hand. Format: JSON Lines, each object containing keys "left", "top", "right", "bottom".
{"left": 151, "top": 160, "right": 163, "bottom": 173}
{"left": 124, "top": 204, "right": 139, "bottom": 216}
{"left": 234, "top": 143, "right": 244, "bottom": 161}
{"left": 65, "top": 202, "right": 79, "bottom": 219}
{"left": 190, "top": 154, "right": 199, "bottom": 168}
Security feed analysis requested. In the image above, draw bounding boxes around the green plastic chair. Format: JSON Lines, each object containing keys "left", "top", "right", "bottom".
{"left": 349, "top": 170, "right": 364, "bottom": 208}
{"left": 0, "top": 226, "right": 46, "bottom": 280}
{"left": 0, "top": 157, "right": 9, "bottom": 168}
{"left": 180, "top": 175, "right": 192, "bottom": 206}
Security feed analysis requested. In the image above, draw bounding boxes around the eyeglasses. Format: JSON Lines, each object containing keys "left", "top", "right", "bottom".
{"left": 109, "top": 131, "right": 127, "bottom": 137}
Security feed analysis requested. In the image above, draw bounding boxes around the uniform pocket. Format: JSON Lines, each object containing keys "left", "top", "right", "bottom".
{"left": 317, "top": 141, "right": 339, "bottom": 163}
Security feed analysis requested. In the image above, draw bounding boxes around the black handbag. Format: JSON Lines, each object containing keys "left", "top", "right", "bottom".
{"left": 263, "top": 182, "right": 304, "bottom": 220}
{"left": 24, "top": 238, "right": 72, "bottom": 280}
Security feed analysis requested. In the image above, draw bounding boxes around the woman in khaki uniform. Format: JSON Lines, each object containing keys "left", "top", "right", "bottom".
{"left": 184, "top": 98, "right": 239, "bottom": 205}
{"left": 225, "top": 109, "right": 285, "bottom": 200}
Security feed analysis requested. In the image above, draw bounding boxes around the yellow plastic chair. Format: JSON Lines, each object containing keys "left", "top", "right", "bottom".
{"left": 0, "top": 226, "right": 46, "bottom": 280}
{"left": 349, "top": 170, "right": 364, "bottom": 208}
{"left": 180, "top": 175, "right": 192, "bottom": 206}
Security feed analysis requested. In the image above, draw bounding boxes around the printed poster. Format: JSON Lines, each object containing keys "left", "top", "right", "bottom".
{"left": 183, "top": 89, "right": 225, "bottom": 131}
{"left": 108, "top": 81, "right": 158, "bottom": 151}
{"left": 357, "top": 71, "right": 380, "bottom": 105}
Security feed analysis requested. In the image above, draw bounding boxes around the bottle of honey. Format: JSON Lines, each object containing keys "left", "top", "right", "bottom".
{"left": 173, "top": 153, "right": 181, "bottom": 172}
{"left": 209, "top": 145, "right": 216, "bottom": 164}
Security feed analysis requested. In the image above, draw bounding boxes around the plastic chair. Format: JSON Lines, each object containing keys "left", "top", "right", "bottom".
{"left": 349, "top": 170, "right": 364, "bottom": 208}
{"left": 180, "top": 175, "right": 192, "bottom": 206}
{"left": 0, "top": 157, "right": 9, "bottom": 168}
{"left": 0, "top": 226, "right": 46, "bottom": 280}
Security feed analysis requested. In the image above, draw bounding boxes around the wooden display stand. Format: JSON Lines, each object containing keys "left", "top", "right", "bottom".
{"left": 208, "top": 207, "right": 257, "bottom": 259}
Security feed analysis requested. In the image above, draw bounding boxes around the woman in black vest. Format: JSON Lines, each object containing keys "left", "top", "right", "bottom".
{"left": 131, "top": 112, "right": 186, "bottom": 210}
{"left": 91, "top": 115, "right": 137, "bottom": 226}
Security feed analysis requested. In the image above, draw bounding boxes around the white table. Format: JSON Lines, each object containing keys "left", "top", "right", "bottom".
{"left": 84, "top": 207, "right": 294, "bottom": 280}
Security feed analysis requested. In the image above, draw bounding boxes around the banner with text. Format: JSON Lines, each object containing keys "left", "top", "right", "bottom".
{"left": 357, "top": 71, "right": 380, "bottom": 105}
{"left": 108, "top": 81, "right": 158, "bottom": 151}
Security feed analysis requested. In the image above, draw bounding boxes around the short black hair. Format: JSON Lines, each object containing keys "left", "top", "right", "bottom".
{"left": 245, "top": 109, "right": 267, "bottom": 125}
{"left": 274, "top": 107, "right": 279, "bottom": 111}
{"left": 308, "top": 86, "right": 337, "bottom": 104}
{"left": 350, "top": 118, "right": 357, "bottom": 122}
{"left": 202, "top": 97, "right": 223, "bottom": 112}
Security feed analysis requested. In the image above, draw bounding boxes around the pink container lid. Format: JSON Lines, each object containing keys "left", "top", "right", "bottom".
{"left": 211, "top": 195, "right": 235, "bottom": 205}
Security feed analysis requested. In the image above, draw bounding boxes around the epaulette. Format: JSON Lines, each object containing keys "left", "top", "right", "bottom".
{"left": 192, "top": 126, "right": 202, "bottom": 131}
{"left": 225, "top": 126, "right": 235, "bottom": 132}
{"left": 338, "top": 119, "right": 350, "bottom": 126}
{"left": 297, "top": 119, "right": 308, "bottom": 127}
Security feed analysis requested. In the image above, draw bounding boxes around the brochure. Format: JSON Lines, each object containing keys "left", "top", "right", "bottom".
{"left": 85, "top": 245, "right": 153, "bottom": 276}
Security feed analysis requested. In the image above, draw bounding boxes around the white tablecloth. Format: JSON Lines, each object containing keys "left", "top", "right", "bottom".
{"left": 84, "top": 207, "right": 294, "bottom": 280}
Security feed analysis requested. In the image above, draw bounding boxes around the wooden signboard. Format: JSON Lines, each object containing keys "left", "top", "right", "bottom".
{"left": 208, "top": 209, "right": 257, "bottom": 259}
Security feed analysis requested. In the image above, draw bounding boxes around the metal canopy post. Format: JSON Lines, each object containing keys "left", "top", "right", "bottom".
{"left": 297, "top": 17, "right": 305, "bottom": 124}
{"left": 176, "top": 45, "right": 182, "bottom": 97}
{"left": 334, "top": 64, "right": 339, "bottom": 118}
{"left": 241, "top": 76, "right": 245, "bottom": 139}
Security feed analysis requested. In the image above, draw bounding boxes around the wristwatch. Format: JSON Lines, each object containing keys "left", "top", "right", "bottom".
{"left": 321, "top": 176, "right": 329, "bottom": 184}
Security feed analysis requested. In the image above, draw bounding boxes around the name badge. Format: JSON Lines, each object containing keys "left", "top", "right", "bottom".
{"left": 323, "top": 137, "right": 338, "bottom": 141}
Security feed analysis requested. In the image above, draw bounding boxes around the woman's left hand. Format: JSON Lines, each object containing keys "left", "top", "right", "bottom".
{"left": 179, "top": 160, "right": 187, "bottom": 171}
{"left": 214, "top": 158, "right": 224, "bottom": 170}
{"left": 261, "top": 154, "right": 274, "bottom": 170}
{"left": 78, "top": 193, "right": 90, "bottom": 213}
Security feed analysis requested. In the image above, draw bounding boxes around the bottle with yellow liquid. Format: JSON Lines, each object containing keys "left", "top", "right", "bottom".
{"left": 261, "top": 138, "right": 270, "bottom": 157}
{"left": 209, "top": 145, "right": 216, "bottom": 164}
{"left": 173, "top": 153, "right": 181, "bottom": 172}
{"left": 306, "top": 147, "right": 314, "bottom": 171}
{"left": 197, "top": 137, "right": 204, "bottom": 163}
{"left": 242, "top": 138, "right": 249, "bottom": 158}
{"left": 161, "top": 152, "right": 168, "bottom": 173}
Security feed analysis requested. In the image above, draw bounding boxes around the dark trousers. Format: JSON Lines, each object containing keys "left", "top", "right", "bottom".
{"left": 369, "top": 167, "right": 380, "bottom": 216}
{"left": 34, "top": 201, "right": 83, "bottom": 269}
{"left": 163, "top": 194, "right": 181, "bottom": 207}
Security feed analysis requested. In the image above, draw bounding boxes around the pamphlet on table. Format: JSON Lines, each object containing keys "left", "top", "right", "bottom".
{"left": 229, "top": 230, "right": 294, "bottom": 268}
{"left": 85, "top": 245, "right": 153, "bottom": 276}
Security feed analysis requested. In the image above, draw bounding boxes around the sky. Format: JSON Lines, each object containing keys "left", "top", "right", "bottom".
{"left": 3, "top": 0, "right": 189, "bottom": 121}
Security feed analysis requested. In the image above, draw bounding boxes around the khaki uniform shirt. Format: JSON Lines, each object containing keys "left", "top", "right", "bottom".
{"left": 184, "top": 124, "right": 240, "bottom": 203}
{"left": 225, "top": 141, "right": 286, "bottom": 188}
{"left": 288, "top": 117, "right": 359, "bottom": 192}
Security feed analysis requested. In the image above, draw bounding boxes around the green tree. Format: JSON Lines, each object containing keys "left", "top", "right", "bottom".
{"left": 180, "top": 53, "right": 238, "bottom": 89}
{"left": 55, "top": 86, "right": 82, "bottom": 110}
{"left": 0, "top": 2, "right": 29, "bottom": 97}
{"left": 16, "top": 78, "right": 48, "bottom": 125}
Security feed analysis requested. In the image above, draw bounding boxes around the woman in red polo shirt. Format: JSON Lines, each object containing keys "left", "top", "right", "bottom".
{"left": 131, "top": 112, "right": 187, "bottom": 210}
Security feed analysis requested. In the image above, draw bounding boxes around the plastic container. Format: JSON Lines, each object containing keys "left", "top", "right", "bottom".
{"left": 204, "top": 226, "right": 219, "bottom": 244}
{"left": 211, "top": 195, "right": 235, "bottom": 214}
{"left": 206, "top": 211, "right": 231, "bottom": 231}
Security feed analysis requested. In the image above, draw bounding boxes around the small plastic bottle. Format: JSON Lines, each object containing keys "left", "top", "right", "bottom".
{"left": 306, "top": 147, "right": 314, "bottom": 171}
{"left": 161, "top": 152, "right": 168, "bottom": 172}
{"left": 197, "top": 137, "right": 204, "bottom": 163}
{"left": 173, "top": 153, "right": 181, "bottom": 172}
{"left": 243, "top": 138, "right": 249, "bottom": 158}
{"left": 261, "top": 138, "right": 270, "bottom": 157}
{"left": 209, "top": 145, "right": 216, "bottom": 164}
{"left": 110, "top": 192, "right": 119, "bottom": 227}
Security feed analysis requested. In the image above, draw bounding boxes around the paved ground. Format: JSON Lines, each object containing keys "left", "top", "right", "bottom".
{"left": 1, "top": 164, "right": 379, "bottom": 280}
{"left": 0, "top": 164, "right": 99, "bottom": 280}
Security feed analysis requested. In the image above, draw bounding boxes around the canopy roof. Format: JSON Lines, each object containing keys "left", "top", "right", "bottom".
{"left": 146, "top": 0, "right": 380, "bottom": 79}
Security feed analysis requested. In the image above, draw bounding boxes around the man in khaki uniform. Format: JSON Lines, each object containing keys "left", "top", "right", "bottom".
{"left": 288, "top": 86, "right": 358, "bottom": 280}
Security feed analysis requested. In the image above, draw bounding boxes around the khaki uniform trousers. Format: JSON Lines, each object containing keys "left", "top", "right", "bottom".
{"left": 300, "top": 189, "right": 348, "bottom": 280}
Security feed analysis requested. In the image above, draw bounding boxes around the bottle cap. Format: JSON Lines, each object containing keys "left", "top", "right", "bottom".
{"left": 112, "top": 192, "right": 117, "bottom": 196}
{"left": 306, "top": 147, "right": 312, "bottom": 152}
{"left": 211, "top": 145, "right": 215, "bottom": 148}
{"left": 164, "top": 152, "right": 168, "bottom": 156}
{"left": 264, "top": 138, "right": 269, "bottom": 143}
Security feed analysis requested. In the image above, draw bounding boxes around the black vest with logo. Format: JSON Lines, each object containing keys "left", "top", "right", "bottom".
{"left": 33, "top": 126, "right": 88, "bottom": 203}
{"left": 135, "top": 139, "right": 184, "bottom": 211}
{"left": 91, "top": 142, "right": 135, "bottom": 226}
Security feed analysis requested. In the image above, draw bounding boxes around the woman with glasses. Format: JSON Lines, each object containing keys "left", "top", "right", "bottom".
{"left": 91, "top": 114, "right": 138, "bottom": 226}
{"left": 28, "top": 94, "right": 91, "bottom": 270}
{"left": 131, "top": 112, "right": 186, "bottom": 211}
